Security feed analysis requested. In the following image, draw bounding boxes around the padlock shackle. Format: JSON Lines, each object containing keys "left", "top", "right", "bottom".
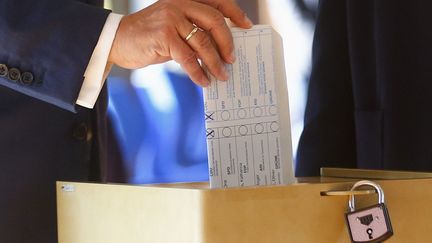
{"left": 348, "top": 180, "right": 385, "bottom": 212}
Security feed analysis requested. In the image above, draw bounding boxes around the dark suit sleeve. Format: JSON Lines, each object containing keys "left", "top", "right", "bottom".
{"left": 0, "top": 0, "right": 110, "bottom": 112}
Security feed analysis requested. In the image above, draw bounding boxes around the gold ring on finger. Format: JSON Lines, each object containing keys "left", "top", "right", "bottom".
{"left": 185, "top": 23, "right": 204, "bottom": 41}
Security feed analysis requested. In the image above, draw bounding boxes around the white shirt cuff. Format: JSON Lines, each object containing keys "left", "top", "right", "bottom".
{"left": 76, "top": 13, "right": 123, "bottom": 108}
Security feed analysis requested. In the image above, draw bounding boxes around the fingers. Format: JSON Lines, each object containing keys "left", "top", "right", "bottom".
{"left": 185, "top": 1, "right": 235, "bottom": 65}
{"left": 112, "top": 0, "right": 252, "bottom": 87}
{"left": 178, "top": 21, "right": 229, "bottom": 81}
{"left": 193, "top": 0, "right": 253, "bottom": 28}
{"left": 170, "top": 37, "right": 210, "bottom": 87}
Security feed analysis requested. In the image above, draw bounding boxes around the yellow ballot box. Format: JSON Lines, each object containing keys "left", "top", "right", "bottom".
{"left": 57, "top": 170, "right": 432, "bottom": 243}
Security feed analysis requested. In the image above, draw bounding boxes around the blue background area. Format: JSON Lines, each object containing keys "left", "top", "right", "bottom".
{"left": 107, "top": 70, "right": 209, "bottom": 184}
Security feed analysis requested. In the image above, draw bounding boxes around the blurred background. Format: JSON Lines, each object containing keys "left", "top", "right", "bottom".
{"left": 104, "top": 0, "right": 318, "bottom": 184}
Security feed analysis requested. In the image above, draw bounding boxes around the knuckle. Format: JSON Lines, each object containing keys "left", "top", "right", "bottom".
{"left": 157, "top": 25, "right": 173, "bottom": 40}
{"left": 181, "top": 51, "right": 197, "bottom": 65}
{"left": 195, "top": 34, "right": 214, "bottom": 51}
{"left": 210, "top": 1, "right": 222, "bottom": 11}
{"left": 189, "top": 65, "right": 202, "bottom": 76}
{"left": 209, "top": 11, "right": 226, "bottom": 27}
{"left": 157, "top": 2, "right": 176, "bottom": 20}
{"left": 186, "top": 64, "right": 202, "bottom": 79}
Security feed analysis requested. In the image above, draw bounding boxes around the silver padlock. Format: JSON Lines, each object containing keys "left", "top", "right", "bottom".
{"left": 345, "top": 180, "right": 393, "bottom": 242}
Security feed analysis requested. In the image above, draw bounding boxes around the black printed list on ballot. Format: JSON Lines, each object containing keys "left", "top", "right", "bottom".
{"left": 203, "top": 25, "right": 295, "bottom": 188}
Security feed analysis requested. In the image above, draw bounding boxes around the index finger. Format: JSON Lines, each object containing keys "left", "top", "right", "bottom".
{"left": 193, "top": 0, "right": 253, "bottom": 28}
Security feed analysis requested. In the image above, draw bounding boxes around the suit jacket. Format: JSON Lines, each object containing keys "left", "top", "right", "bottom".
{"left": 296, "top": 0, "right": 432, "bottom": 176}
{"left": 0, "top": 0, "right": 110, "bottom": 242}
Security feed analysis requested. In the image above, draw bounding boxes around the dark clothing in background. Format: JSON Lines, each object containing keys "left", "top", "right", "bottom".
{"left": 0, "top": 0, "right": 110, "bottom": 242}
{"left": 297, "top": 0, "right": 432, "bottom": 176}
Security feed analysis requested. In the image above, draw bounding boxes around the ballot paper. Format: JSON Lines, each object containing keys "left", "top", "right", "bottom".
{"left": 203, "top": 25, "right": 294, "bottom": 188}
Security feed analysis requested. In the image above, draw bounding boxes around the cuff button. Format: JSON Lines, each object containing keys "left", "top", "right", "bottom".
{"left": 21, "top": 72, "right": 34, "bottom": 85}
{"left": 72, "top": 123, "right": 92, "bottom": 141}
{"left": 0, "top": 64, "right": 8, "bottom": 77}
{"left": 8, "top": 68, "right": 21, "bottom": 82}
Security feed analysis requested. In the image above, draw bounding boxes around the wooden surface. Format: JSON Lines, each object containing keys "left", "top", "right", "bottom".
{"left": 57, "top": 178, "right": 432, "bottom": 243}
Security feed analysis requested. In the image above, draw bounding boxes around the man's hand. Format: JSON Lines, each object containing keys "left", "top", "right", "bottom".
{"left": 108, "top": 0, "right": 253, "bottom": 87}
